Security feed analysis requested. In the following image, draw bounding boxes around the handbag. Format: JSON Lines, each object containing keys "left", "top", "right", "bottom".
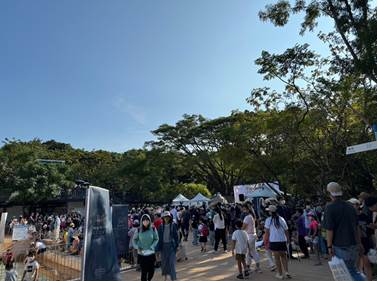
{"left": 328, "top": 256, "right": 353, "bottom": 281}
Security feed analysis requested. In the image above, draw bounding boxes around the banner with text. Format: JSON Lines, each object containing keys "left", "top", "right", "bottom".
{"left": 12, "top": 224, "right": 29, "bottom": 241}
{"left": 81, "top": 186, "right": 120, "bottom": 281}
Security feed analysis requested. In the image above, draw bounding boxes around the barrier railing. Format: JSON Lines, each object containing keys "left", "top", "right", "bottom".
{"left": 1, "top": 241, "right": 134, "bottom": 281}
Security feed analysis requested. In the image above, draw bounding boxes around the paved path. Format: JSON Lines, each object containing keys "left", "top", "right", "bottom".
{"left": 122, "top": 241, "right": 334, "bottom": 281}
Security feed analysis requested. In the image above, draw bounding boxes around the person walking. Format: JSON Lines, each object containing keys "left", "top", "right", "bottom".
{"left": 242, "top": 204, "right": 262, "bottom": 273}
{"left": 198, "top": 218, "right": 209, "bottom": 252}
{"left": 295, "top": 209, "right": 309, "bottom": 259}
{"left": 323, "top": 182, "right": 365, "bottom": 281}
{"left": 156, "top": 211, "right": 179, "bottom": 281}
{"left": 213, "top": 207, "right": 227, "bottom": 252}
{"left": 264, "top": 205, "right": 291, "bottom": 280}
{"left": 231, "top": 220, "right": 250, "bottom": 279}
{"left": 133, "top": 214, "right": 159, "bottom": 281}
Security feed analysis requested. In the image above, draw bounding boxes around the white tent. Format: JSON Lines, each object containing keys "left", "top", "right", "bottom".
{"left": 172, "top": 194, "right": 190, "bottom": 206}
{"left": 233, "top": 182, "right": 283, "bottom": 203}
{"left": 190, "top": 193, "right": 210, "bottom": 206}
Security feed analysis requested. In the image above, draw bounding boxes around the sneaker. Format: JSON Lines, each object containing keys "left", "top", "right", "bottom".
{"left": 275, "top": 273, "right": 284, "bottom": 280}
{"left": 244, "top": 270, "right": 250, "bottom": 277}
{"left": 270, "top": 265, "right": 277, "bottom": 272}
{"left": 236, "top": 274, "right": 244, "bottom": 279}
{"left": 284, "top": 272, "right": 292, "bottom": 279}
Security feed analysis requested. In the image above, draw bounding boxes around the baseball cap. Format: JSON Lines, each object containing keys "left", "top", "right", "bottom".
{"left": 327, "top": 182, "right": 343, "bottom": 197}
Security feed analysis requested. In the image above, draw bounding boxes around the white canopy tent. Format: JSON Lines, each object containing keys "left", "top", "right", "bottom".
{"left": 172, "top": 194, "right": 190, "bottom": 206}
{"left": 233, "top": 182, "right": 283, "bottom": 203}
{"left": 190, "top": 193, "right": 210, "bottom": 206}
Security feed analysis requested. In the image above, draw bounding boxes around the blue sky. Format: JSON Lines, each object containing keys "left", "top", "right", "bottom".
{"left": 0, "top": 0, "right": 331, "bottom": 152}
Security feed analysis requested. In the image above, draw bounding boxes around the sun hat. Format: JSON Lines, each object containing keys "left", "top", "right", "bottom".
{"left": 162, "top": 211, "right": 172, "bottom": 218}
{"left": 348, "top": 198, "right": 360, "bottom": 205}
{"left": 266, "top": 205, "right": 277, "bottom": 212}
{"left": 327, "top": 182, "right": 343, "bottom": 197}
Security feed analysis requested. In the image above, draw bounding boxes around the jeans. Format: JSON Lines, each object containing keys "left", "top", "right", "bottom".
{"left": 333, "top": 245, "right": 365, "bottom": 281}
{"left": 192, "top": 228, "right": 199, "bottom": 245}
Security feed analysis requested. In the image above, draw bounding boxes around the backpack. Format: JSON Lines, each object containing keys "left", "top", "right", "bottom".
{"left": 201, "top": 225, "right": 209, "bottom": 237}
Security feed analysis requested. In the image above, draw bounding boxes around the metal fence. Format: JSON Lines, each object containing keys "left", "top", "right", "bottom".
{"left": 1, "top": 242, "right": 134, "bottom": 281}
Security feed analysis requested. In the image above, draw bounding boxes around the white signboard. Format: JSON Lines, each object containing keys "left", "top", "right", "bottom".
{"left": 12, "top": 224, "right": 29, "bottom": 241}
{"left": 0, "top": 212, "right": 8, "bottom": 243}
{"left": 346, "top": 141, "right": 377, "bottom": 155}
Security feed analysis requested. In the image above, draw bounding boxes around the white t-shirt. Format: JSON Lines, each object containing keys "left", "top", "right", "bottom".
{"left": 264, "top": 216, "right": 288, "bottom": 243}
{"left": 232, "top": 230, "right": 248, "bottom": 254}
{"left": 243, "top": 214, "right": 256, "bottom": 236}
{"left": 24, "top": 260, "right": 39, "bottom": 281}
{"left": 213, "top": 214, "right": 225, "bottom": 230}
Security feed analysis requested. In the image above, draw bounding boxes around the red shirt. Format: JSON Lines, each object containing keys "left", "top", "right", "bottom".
{"left": 309, "top": 220, "right": 319, "bottom": 234}
{"left": 154, "top": 218, "right": 163, "bottom": 230}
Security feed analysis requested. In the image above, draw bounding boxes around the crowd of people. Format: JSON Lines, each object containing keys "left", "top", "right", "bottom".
{"left": 126, "top": 182, "right": 377, "bottom": 281}
{"left": 2, "top": 181, "right": 377, "bottom": 281}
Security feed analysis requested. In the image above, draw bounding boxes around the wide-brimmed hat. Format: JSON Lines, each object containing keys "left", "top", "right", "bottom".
{"left": 266, "top": 205, "right": 277, "bottom": 212}
{"left": 348, "top": 198, "right": 360, "bottom": 205}
{"left": 162, "top": 211, "right": 172, "bottom": 218}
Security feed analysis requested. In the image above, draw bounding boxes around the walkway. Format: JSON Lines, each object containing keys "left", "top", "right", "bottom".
{"left": 122, "top": 241, "right": 334, "bottom": 281}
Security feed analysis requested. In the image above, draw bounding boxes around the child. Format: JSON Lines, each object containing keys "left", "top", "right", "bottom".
{"left": 232, "top": 220, "right": 249, "bottom": 279}
{"left": 5, "top": 260, "right": 18, "bottom": 281}
{"left": 198, "top": 219, "right": 209, "bottom": 252}
{"left": 22, "top": 251, "right": 40, "bottom": 281}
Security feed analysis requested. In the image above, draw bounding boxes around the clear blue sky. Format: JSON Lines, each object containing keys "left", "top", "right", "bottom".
{"left": 0, "top": 0, "right": 330, "bottom": 152}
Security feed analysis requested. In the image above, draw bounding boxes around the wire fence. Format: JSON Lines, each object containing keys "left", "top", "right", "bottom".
{"left": 1, "top": 241, "right": 134, "bottom": 281}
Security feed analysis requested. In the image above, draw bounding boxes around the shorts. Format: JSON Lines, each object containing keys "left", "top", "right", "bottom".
{"left": 199, "top": 236, "right": 207, "bottom": 243}
{"left": 235, "top": 254, "right": 246, "bottom": 262}
{"left": 269, "top": 242, "right": 287, "bottom": 252}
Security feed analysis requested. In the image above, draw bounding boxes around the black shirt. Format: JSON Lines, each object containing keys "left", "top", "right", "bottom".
{"left": 323, "top": 199, "right": 358, "bottom": 247}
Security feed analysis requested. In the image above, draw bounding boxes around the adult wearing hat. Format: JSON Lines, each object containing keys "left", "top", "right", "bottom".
{"left": 264, "top": 205, "right": 291, "bottom": 280}
{"left": 156, "top": 211, "right": 179, "bottom": 281}
{"left": 349, "top": 198, "right": 373, "bottom": 281}
{"left": 323, "top": 182, "right": 365, "bottom": 281}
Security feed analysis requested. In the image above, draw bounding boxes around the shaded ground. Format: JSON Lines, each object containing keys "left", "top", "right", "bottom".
{"left": 122, "top": 241, "right": 334, "bottom": 281}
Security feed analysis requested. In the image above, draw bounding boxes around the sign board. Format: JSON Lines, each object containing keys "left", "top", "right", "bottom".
{"left": 0, "top": 212, "right": 8, "bottom": 243}
{"left": 12, "top": 224, "right": 29, "bottom": 241}
{"left": 81, "top": 186, "right": 120, "bottom": 281}
{"left": 373, "top": 124, "right": 377, "bottom": 140}
{"left": 112, "top": 205, "right": 129, "bottom": 258}
{"left": 346, "top": 141, "right": 377, "bottom": 155}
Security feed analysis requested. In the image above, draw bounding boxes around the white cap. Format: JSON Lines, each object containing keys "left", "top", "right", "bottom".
{"left": 327, "top": 182, "right": 343, "bottom": 197}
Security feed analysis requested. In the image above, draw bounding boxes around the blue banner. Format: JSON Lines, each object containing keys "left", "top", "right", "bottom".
{"left": 81, "top": 186, "right": 120, "bottom": 281}
{"left": 112, "top": 205, "right": 129, "bottom": 258}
